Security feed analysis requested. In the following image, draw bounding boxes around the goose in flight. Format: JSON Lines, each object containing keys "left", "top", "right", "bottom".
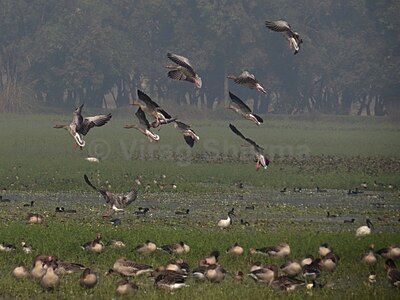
{"left": 173, "top": 121, "right": 200, "bottom": 148}
{"left": 132, "top": 90, "right": 174, "bottom": 128}
{"left": 265, "top": 20, "right": 303, "bottom": 54}
{"left": 165, "top": 52, "right": 202, "bottom": 88}
{"left": 54, "top": 104, "right": 111, "bottom": 148}
{"left": 229, "top": 124, "right": 270, "bottom": 170}
{"left": 227, "top": 71, "right": 267, "bottom": 94}
{"left": 83, "top": 174, "right": 138, "bottom": 218}
{"left": 124, "top": 107, "right": 160, "bottom": 142}
{"left": 227, "top": 92, "right": 263, "bottom": 125}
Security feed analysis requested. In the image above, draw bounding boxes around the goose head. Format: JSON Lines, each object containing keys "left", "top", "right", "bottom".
{"left": 74, "top": 104, "right": 84, "bottom": 114}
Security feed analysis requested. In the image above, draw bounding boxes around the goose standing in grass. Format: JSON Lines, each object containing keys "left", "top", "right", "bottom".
{"left": 112, "top": 258, "right": 153, "bottom": 277}
{"left": 40, "top": 256, "right": 60, "bottom": 290}
{"left": 226, "top": 242, "right": 244, "bottom": 256}
{"left": 227, "top": 71, "right": 267, "bottom": 94}
{"left": 165, "top": 52, "right": 202, "bottom": 88}
{"left": 265, "top": 20, "right": 303, "bottom": 54}
{"left": 248, "top": 264, "right": 278, "bottom": 284}
{"left": 229, "top": 124, "right": 270, "bottom": 170}
{"left": 54, "top": 104, "right": 111, "bottom": 149}
{"left": 131, "top": 89, "right": 174, "bottom": 129}
{"left": 82, "top": 234, "right": 104, "bottom": 253}
{"left": 80, "top": 268, "right": 98, "bottom": 289}
{"left": 116, "top": 279, "right": 138, "bottom": 296}
{"left": 124, "top": 107, "right": 160, "bottom": 142}
{"left": 135, "top": 240, "right": 157, "bottom": 255}
{"left": 385, "top": 259, "right": 400, "bottom": 287}
{"left": 226, "top": 92, "right": 264, "bottom": 125}
{"left": 12, "top": 266, "right": 30, "bottom": 279}
{"left": 362, "top": 244, "right": 378, "bottom": 267}
{"left": 84, "top": 174, "right": 137, "bottom": 218}
{"left": 173, "top": 121, "right": 200, "bottom": 148}
{"left": 377, "top": 245, "right": 400, "bottom": 260}
{"left": 218, "top": 208, "right": 235, "bottom": 229}
{"left": 356, "top": 218, "right": 374, "bottom": 237}
{"left": 160, "top": 241, "right": 190, "bottom": 254}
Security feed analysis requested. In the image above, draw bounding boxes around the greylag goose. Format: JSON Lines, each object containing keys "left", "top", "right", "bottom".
{"left": 155, "top": 272, "right": 188, "bottom": 291}
{"left": 362, "top": 244, "right": 377, "bottom": 266}
{"left": 229, "top": 124, "right": 270, "bottom": 170}
{"left": 111, "top": 258, "right": 153, "bottom": 276}
{"left": 226, "top": 243, "right": 244, "bottom": 256}
{"left": 84, "top": 174, "right": 137, "bottom": 218}
{"left": 54, "top": 104, "right": 111, "bottom": 148}
{"left": 116, "top": 279, "right": 138, "bottom": 296}
{"left": 131, "top": 90, "right": 173, "bottom": 128}
{"left": 265, "top": 20, "right": 303, "bottom": 54}
{"left": 124, "top": 107, "right": 160, "bottom": 142}
{"left": 31, "top": 255, "right": 48, "bottom": 279}
{"left": 81, "top": 233, "right": 104, "bottom": 253}
{"left": 280, "top": 261, "right": 302, "bottom": 277}
{"left": 377, "top": 245, "right": 400, "bottom": 260}
{"left": 13, "top": 266, "right": 30, "bottom": 279}
{"left": 160, "top": 241, "right": 190, "bottom": 254}
{"left": 227, "top": 92, "right": 263, "bottom": 125}
{"left": 199, "top": 251, "right": 220, "bottom": 266}
{"left": 135, "top": 240, "right": 157, "bottom": 255}
{"left": 385, "top": 259, "right": 400, "bottom": 287}
{"left": 227, "top": 71, "right": 266, "bottom": 94}
{"left": 249, "top": 243, "right": 290, "bottom": 258}
{"left": 248, "top": 264, "right": 278, "bottom": 284}
{"left": 40, "top": 256, "right": 60, "bottom": 290}
{"left": 80, "top": 268, "right": 98, "bottom": 289}
{"left": 205, "top": 264, "right": 226, "bottom": 283}
{"left": 173, "top": 121, "right": 200, "bottom": 148}
{"left": 165, "top": 52, "right": 202, "bottom": 88}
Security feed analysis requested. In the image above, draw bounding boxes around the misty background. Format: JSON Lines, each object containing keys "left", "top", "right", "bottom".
{"left": 0, "top": 0, "right": 399, "bottom": 116}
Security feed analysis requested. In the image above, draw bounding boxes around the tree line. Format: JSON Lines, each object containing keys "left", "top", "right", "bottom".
{"left": 0, "top": 0, "right": 399, "bottom": 115}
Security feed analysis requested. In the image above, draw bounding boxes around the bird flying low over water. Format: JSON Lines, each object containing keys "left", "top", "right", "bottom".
{"left": 227, "top": 71, "right": 267, "bottom": 94}
{"left": 265, "top": 20, "right": 303, "bottom": 54}
{"left": 173, "top": 121, "right": 200, "bottom": 148}
{"left": 131, "top": 90, "right": 174, "bottom": 129}
{"left": 83, "top": 175, "right": 138, "bottom": 218}
{"left": 124, "top": 108, "right": 160, "bottom": 142}
{"left": 227, "top": 92, "right": 263, "bottom": 125}
{"left": 229, "top": 124, "right": 270, "bottom": 170}
{"left": 54, "top": 104, "right": 111, "bottom": 149}
{"left": 165, "top": 52, "right": 202, "bottom": 88}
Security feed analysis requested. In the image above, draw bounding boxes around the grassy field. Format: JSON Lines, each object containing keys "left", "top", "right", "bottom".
{"left": 0, "top": 113, "right": 399, "bottom": 299}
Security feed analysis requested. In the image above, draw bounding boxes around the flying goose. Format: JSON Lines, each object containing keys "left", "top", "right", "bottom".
{"left": 385, "top": 259, "right": 400, "bottom": 287}
{"left": 84, "top": 174, "right": 137, "bottom": 218}
{"left": 173, "top": 121, "right": 200, "bottom": 148}
{"left": 229, "top": 124, "right": 270, "bottom": 170}
{"left": 165, "top": 52, "right": 202, "bottom": 88}
{"left": 124, "top": 107, "right": 160, "bottom": 142}
{"left": 265, "top": 20, "right": 303, "bottom": 54}
{"left": 217, "top": 208, "right": 235, "bottom": 229}
{"left": 227, "top": 71, "right": 267, "bottom": 94}
{"left": 80, "top": 268, "right": 98, "bottom": 289}
{"left": 226, "top": 92, "right": 263, "bottom": 125}
{"left": 54, "top": 104, "right": 111, "bottom": 148}
{"left": 131, "top": 90, "right": 173, "bottom": 128}
{"left": 356, "top": 218, "right": 373, "bottom": 237}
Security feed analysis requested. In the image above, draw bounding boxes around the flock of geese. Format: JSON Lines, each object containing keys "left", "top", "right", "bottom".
{"left": 3, "top": 237, "right": 400, "bottom": 293}
{"left": 54, "top": 19, "right": 304, "bottom": 169}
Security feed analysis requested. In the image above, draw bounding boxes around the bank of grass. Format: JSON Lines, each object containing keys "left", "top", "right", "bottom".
{"left": 0, "top": 219, "right": 399, "bottom": 299}
{"left": 0, "top": 113, "right": 399, "bottom": 193}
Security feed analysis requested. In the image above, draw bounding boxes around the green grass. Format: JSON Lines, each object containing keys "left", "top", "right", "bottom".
{"left": 0, "top": 113, "right": 399, "bottom": 192}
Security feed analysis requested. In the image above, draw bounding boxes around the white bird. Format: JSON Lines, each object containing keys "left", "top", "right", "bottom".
{"left": 85, "top": 157, "right": 100, "bottom": 163}
{"left": 356, "top": 218, "right": 374, "bottom": 237}
{"left": 218, "top": 208, "right": 235, "bottom": 229}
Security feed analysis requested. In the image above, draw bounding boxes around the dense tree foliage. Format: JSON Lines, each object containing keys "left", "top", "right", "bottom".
{"left": 0, "top": 0, "right": 399, "bottom": 115}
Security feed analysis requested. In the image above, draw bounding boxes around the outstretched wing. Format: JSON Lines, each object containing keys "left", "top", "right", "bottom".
{"left": 135, "top": 107, "right": 151, "bottom": 129}
{"left": 80, "top": 114, "right": 112, "bottom": 135}
{"left": 265, "top": 20, "right": 291, "bottom": 32}
{"left": 229, "top": 92, "right": 252, "bottom": 113}
{"left": 84, "top": 174, "right": 109, "bottom": 198}
{"left": 183, "top": 135, "right": 195, "bottom": 148}
{"left": 137, "top": 90, "right": 160, "bottom": 109}
{"left": 123, "top": 188, "right": 138, "bottom": 206}
{"left": 175, "top": 120, "right": 191, "bottom": 130}
{"left": 167, "top": 53, "right": 196, "bottom": 77}
{"left": 229, "top": 124, "right": 264, "bottom": 150}
{"left": 234, "top": 71, "right": 257, "bottom": 85}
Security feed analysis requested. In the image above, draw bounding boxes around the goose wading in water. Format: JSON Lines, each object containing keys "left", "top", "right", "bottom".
{"left": 124, "top": 107, "right": 160, "bottom": 142}
{"left": 356, "top": 218, "right": 374, "bottom": 237}
{"left": 84, "top": 174, "right": 137, "bottom": 218}
{"left": 229, "top": 124, "right": 270, "bottom": 170}
{"left": 227, "top": 91, "right": 264, "bottom": 125}
{"left": 265, "top": 20, "right": 303, "bottom": 54}
{"left": 227, "top": 71, "right": 267, "bottom": 94}
{"left": 173, "top": 121, "right": 200, "bottom": 148}
{"left": 131, "top": 89, "right": 174, "bottom": 129}
{"left": 165, "top": 52, "right": 202, "bottom": 88}
{"left": 54, "top": 104, "right": 111, "bottom": 149}
{"left": 218, "top": 208, "right": 235, "bottom": 229}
